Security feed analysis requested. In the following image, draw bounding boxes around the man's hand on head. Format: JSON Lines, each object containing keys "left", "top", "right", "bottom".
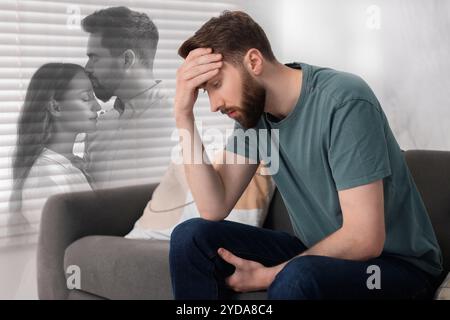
{"left": 174, "top": 48, "right": 223, "bottom": 122}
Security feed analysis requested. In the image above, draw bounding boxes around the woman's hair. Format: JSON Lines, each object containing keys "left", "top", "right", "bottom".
{"left": 9, "top": 63, "right": 86, "bottom": 215}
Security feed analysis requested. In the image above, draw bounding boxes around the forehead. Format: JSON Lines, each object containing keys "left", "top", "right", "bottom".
{"left": 86, "top": 33, "right": 111, "bottom": 56}
{"left": 204, "top": 61, "right": 242, "bottom": 87}
{"left": 65, "top": 72, "right": 92, "bottom": 92}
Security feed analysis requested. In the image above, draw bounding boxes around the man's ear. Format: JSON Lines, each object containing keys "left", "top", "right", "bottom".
{"left": 244, "top": 49, "right": 264, "bottom": 76}
{"left": 122, "top": 49, "right": 136, "bottom": 69}
{"left": 48, "top": 99, "right": 61, "bottom": 118}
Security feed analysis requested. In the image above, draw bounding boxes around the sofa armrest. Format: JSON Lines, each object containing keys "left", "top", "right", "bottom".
{"left": 37, "top": 183, "right": 158, "bottom": 300}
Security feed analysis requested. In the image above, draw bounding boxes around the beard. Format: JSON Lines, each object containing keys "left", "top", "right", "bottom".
{"left": 87, "top": 73, "right": 116, "bottom": 103}
{"left": 226, "top": 69, "right": 266, "bottom": 129}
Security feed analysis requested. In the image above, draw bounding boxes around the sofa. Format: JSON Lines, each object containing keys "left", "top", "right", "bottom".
{"left": 37, "top": 150, "right": 450, "bottom": 300}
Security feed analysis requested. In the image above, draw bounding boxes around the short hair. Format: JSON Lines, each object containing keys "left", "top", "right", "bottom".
{"left": 178, "top": 11, "right": 276, "bottom": 64}
{"left": 82, "top": 6, "right": 159, "bottom": 68}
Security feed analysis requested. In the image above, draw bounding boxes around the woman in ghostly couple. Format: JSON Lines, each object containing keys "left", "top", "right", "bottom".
{"left": 10, "top": 63, "right": 101, "bottom": 228}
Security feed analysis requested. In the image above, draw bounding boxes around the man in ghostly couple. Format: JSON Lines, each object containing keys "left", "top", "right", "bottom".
{"left": 82, "top": 6, "right": 175, "bottom": 190}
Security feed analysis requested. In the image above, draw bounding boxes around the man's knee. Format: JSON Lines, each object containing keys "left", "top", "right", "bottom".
{"left": 170, "top": 218, "right": 221, "bottom": 256}
{"left": 268, "top": 256, "right": 325, "bottom": 300}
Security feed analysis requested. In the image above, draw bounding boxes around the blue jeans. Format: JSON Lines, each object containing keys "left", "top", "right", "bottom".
{"left": 169, "top": 218, "right": 438, "bottom": 300}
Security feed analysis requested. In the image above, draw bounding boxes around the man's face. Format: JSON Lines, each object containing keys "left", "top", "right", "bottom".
{"left": 203, "top": 61, "right": 265, "bottom": 129}
{"left": 85, "top": 33, "right": 124, "bottom": 102}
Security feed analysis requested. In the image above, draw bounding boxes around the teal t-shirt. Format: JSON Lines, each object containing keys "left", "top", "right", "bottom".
{"left": 226, "top": 62, "right": 443, "bottom": 277}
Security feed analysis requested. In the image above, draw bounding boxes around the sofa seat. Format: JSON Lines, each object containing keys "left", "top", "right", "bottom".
{"left": 64, "top": 235, "right": 270, "bottom": 300}
{"left": 64, "top": 236, "right": 172, "bottom": 300}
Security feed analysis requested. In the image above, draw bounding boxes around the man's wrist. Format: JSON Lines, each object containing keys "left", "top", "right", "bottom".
{"left": 264, "top": 263, "right": 286, "bottom": 287}
{"left": 175, "top": 112, "right": 195, "bottom": 128}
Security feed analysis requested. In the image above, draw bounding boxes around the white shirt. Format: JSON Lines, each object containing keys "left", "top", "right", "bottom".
{"left": 21, "top": 148, "right": 92, "bottom": 224}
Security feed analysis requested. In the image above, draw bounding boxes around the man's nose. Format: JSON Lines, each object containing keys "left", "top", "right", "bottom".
{"left": 209, "top": 96, "right": 224, "bottom": 113}
{"left": 85, "top": 60, "right": 92, "bottom": 73}
{"left": 210, "top": 104, "right": 221, "bottom": 113}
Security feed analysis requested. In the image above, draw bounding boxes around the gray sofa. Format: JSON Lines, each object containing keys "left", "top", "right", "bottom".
{"left": 37, "top": 150, "right": 450, "bottom": 300}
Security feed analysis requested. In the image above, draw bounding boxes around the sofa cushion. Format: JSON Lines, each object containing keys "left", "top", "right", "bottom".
{"left": 434, "top": 272, "right": 450, "bottom": 300}
{"left": 404, "top": 150, "right": 450, "bottom": 272}
{"left": 125, "top": 159, "right": 275, "bottom": 240}
{"left": 263, "top": 188, "right": 295, "bottom": 235}
{"left": 67, "top": 289, "right": 105, "bottom": 300}
{"left": 64, "top": 236, "right": 269, "bottom": 300}
{"left": 64, "top": 236, "right": 172, "bottom": 300}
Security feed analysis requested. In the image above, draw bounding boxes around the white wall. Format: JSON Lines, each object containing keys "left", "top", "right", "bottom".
{"left": 239, "top": 0, "right": 284, "bottom": 60}
{"left": 278, "top": 0, "right": 450, "bottom": 150}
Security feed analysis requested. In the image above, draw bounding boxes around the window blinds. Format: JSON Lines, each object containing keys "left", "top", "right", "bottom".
{"left": 0, "top": 0, "right": 238, "bottom": 246}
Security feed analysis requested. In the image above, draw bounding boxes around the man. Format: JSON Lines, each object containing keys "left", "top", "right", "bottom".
{"left": 82, "top": 6, "right": 174, "bottom": 189}
{"left": 169, "top": 11, "right": 443, "bottom": 299}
